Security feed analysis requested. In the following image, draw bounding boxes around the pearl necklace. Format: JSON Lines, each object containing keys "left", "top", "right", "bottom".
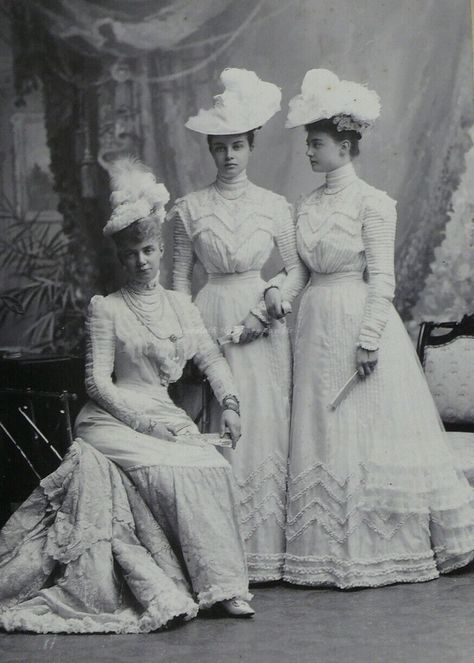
{"left": 120, "top": 282, "right": 184, "bottom": 359}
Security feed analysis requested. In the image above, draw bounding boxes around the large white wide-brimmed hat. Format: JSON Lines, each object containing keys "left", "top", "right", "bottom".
{"left": 286, "top": 69, "right": 381, "bottom": 133}
{"left": 185, "top": 68, "right": 281, "bottom": 135}
{"left": 103, "top": 157, "right": 170, "bottom": 237}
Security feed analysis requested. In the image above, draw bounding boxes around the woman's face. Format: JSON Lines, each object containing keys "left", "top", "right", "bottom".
{"left": 305, "top": 128, "right": 349, "bottom": 173}
{"left": 209, "top": 133, "right": 252, "bottom": 178}
{"left": 118, "top": 236, "right": 162, "bottom": 285}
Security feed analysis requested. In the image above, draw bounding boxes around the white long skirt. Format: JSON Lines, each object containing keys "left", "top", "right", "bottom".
{"left": 285, "top": 272, "right": 474, "bottom": 588}
{"left": 196, "top": 271, "right": 291, "bottom": 582}
{"left": 74, "top": 397, "right": 251, "bottom": 607}
{"left": 0, "top": 395, "right": 250, "bottom": 634}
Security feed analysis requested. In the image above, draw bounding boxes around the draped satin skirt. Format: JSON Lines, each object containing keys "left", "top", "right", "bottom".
{"left": 0, "top": 391, "right": 250, "bottom": 633}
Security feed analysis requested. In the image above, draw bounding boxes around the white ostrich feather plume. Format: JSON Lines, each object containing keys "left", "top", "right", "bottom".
{"left": 103, "top": 157, "right": 169, "bottom": 237}
{"left": 186, "top": 68, "right": 281, "bottom": 135}
{"left": 286, "top": 69, "right": 381, "bottom": 130}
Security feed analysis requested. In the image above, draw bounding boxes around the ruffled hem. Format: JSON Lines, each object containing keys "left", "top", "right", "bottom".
{"left": 283, "top": 570, "right": 439, "bottom": 590}
{"left": 247, "top": 553, "right": 285, "bottom": 583}
{"left": 434, "top": 543, "right": 474, "bottom": 573}
{"left": 283, "top": 554, "right": 440, "bottom": 589}
{"left": 0, "top": 595, "right": 199, "bottom": 634}
{"left": 283, "top": 540, "right": 474, "bottom": 589}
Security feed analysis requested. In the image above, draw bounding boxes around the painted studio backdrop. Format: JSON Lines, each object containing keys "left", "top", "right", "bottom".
{"left": 0, "top": 0, "right": 473, "bottom": 353}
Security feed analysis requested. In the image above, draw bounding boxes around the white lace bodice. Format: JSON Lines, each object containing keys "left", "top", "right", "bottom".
{"left": 169, "top": 178, "right": 308, "bottom": 312}
{"left": 296, "top": 163, "right": 397, "bottom": 350}
{"left": 84, "top": 286, "right": 237, "bottom": 435}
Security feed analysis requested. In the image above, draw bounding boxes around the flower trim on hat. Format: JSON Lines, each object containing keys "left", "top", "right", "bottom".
{"left": 286, "top": 69, "right": 381, "bottom": 131}
{"left": 332, "top": 114, "right": 370, "bottom": 135}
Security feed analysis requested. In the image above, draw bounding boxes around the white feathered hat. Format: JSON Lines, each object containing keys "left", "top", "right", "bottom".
{"left": 185, "top": 68, "right": 281, "bottom": 135}
{"left": 286, "top": 69, "right": 381, "bottom": 133}
{"left": 103, "top": 157, "right": 170, "bottom": 237}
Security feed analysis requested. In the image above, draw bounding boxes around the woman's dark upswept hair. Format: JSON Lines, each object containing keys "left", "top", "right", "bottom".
{"left": 207, "top": 130, "right": 256, "bottom": 151}
{"left": 112, "top": 216, "right": 162, "bottom": 250}
{"left": 305, "top": 118, "right": 361, "bottom": 157}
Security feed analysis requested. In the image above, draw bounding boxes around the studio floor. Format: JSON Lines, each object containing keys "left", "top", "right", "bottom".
{"left": 2, "top": 570, "right": 474, "bottom": 663}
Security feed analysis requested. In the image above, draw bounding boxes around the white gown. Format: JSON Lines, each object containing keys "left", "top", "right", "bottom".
{"left": 0, "top": 286, "right": 251, "bottom": 633}
{"left": 285, "top": 162, "right": 474, "bottom": 588}
{"left": 170, "top": 175, "right": 307, "bottom": 581}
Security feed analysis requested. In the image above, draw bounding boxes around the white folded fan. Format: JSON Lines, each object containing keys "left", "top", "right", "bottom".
{"left": 329, "top": 370, "right": 361, "bottom": 410}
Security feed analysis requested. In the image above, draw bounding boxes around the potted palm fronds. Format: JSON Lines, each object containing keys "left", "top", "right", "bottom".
{"left": 0, "top": 193, "right": 86, "bottom": 356}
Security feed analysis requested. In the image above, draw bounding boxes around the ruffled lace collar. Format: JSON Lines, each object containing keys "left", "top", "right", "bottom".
{"left": 214, "top": 171, "right": 249, "bottom": 200}
{"left": 325, "top": 162, "right": 358, "bottom": 194}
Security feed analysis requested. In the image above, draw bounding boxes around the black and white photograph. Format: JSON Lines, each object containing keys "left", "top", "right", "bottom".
{"left": 0, "top": 1, "right": 473, "bottom": 661}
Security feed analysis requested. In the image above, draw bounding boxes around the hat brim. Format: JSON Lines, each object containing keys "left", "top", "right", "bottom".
{"left": 285, "top": 112, "right": 330, "bottom": 129}
{"left": 185, "top": 120, "right": 263, "bottom": 136}
{"left": 185, "top": 125, "right": 262, "bottom": 136}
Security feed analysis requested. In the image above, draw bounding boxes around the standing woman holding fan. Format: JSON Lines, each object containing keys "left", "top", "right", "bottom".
{"left": 278, "top": 69, "right": 474, "bottom": 588}
{"left": 169, "top": 68, "right": 307, "bottom": 582}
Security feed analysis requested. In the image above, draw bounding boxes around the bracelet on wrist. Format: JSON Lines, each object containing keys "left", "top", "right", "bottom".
{"left": 263, "top": 284, "right": 280, "bottom": 298}
{"left": 223, "top": 395, "right": 240, "bottom": 415}
{"left": 356, "top": 342, "right": 379, "bottom": 352}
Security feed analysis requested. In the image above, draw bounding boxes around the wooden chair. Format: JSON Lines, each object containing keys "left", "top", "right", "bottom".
{"left": 417, "top": 314, "right": 474, "bottom": 484}
{"left": 169, "top": 360, "right": 212, "bottom": 433}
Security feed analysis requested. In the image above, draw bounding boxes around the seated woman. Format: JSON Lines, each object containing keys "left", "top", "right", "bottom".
{"left": 0, "top": 158, "right": 254, "bottom": 634}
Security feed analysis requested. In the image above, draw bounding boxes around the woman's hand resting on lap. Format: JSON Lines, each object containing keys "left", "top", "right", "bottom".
{"left": 150, "top": 420, "right": 177, "bottom": 441}
{"left": 356, "top": 347, "right": 379, "bottom": 378}
{"left": 221, "top": 410, "right": 242, "bottom": 449}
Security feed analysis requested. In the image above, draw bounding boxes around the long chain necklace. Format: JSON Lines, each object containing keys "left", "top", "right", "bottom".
{"left": 120, "top": 284, "right": 184, "bottom": 360}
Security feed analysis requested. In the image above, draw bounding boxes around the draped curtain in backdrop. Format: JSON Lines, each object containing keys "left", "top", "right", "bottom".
{"left": 5, "top": 0, "right": 473, "bottom": 350}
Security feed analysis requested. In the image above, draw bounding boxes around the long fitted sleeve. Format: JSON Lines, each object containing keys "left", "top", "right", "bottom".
{"left": 251, "top": 202, "right": 308, "bottom": 322}
{"left": 274, "top": 204, "right": 310, "bottom": 302}
{"left": 170, "top": 201, "right": 195, "bottom": 296}
{"left": 85, "top": 296, "right": 163, "bottom": 435}
{"left": 358, "top": 195, "right": 397, "bottom": 350}
{"left": 185, "top": 300, "right": 239, "bottom": 405}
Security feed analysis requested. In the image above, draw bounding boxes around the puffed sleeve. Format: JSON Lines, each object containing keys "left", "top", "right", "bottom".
{"left": 85, "top": 296, "right": 165, "bottom": 436}
{"left": 168, "top": 198, "right": 195, "bottom": 296}
{"left": 357, "top": 193, "right": 397, "bottom": 351}
{"left": 185, "top": 300, "right": 239, "bottom": 405}
{"left": 251, "top": 197, "right": 309, "bottom": 323}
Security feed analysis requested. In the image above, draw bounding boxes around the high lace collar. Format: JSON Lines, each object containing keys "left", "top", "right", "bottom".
{"left": 325, "top": 162, "right": 358, "bottom": 194}
{"left": 214, "top": 170, "right": 249, "bottom": 200}
{"left": 125, "top": 276, "right": 162, "bottom": 294}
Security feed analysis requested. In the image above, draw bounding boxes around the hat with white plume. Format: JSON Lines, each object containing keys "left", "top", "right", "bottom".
{"left": 286, "top": 69, "right": 381, "bottom": 133}
{"left": 103, "top": 157, "right": 170, "bottom": 237}
{"left": 185, "top": 68, "right": 281, "bottom": 135}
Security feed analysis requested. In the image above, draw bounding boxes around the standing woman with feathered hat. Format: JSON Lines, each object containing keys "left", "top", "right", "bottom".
{"left": 279, "top": 69, "right": 474, "bottom": 588}
{"left": 169, "top": 69, "right": 307, "bottom": 582}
